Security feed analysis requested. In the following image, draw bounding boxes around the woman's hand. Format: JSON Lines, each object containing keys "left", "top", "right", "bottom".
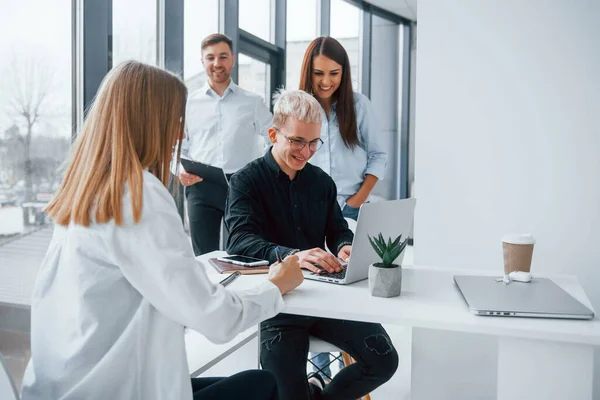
{"left": 268, "top": 255, "right": 304, "bottom": 295}
{"left": 346, "top": 174, "right": 379, "bottom": 208}
{"left": 345, "top": 193, "right": 366, "bottom": 208}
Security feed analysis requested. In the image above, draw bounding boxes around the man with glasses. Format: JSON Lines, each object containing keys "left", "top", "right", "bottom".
{"left": 225, "top": 89, "right": 399, "bottom": 400}
{"left": 176, "top": 33, "right": 272, "bottom": 255}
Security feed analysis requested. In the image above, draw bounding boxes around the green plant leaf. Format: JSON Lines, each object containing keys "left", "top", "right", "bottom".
{"left": 367, "top": 234, "right": 385, "bottom": 259}
{"left": 378, "top": 233, "right": 385, "bottom": 247}
{"left": 374, "top": 235, "right": 386, "bottom": 253}
{"left": 373, "top": 236, "right": 385, "bottom": 251}
{"left": 395, "top": 240, "right": 409, "bottom": 263}
{"left": 389, "top": 246, "right": 402, "bottom": 264}
{"left": 375, "top": 234, "right": 388, "bottom": 254}
{"left": 398, "top": 239, "right": 408, "bottom": 254}
{"left": 382, "top": 250, "right": 395, "bottom": 267}
{"left": 391, "top": 234, "right": 403, "bottom": 249}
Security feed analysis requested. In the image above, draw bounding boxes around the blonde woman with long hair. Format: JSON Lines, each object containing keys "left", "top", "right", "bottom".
{"left": 20, "top": 61, "right": 302, "bottom": 400}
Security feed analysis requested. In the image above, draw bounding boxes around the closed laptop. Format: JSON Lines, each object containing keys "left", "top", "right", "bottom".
{"left": 454, "top": 275, "right": 595, "bottom": 319}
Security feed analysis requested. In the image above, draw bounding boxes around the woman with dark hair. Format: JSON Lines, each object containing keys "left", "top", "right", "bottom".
{"left": 299, "top": 36, "right": 387, "bottom": 222}
{"left": 299, "top": 36, "right": 388, "bottom": 384}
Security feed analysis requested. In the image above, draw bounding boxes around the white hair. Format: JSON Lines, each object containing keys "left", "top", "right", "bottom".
{"left": 272, "top": 88, "right": 322, "bottom": 128}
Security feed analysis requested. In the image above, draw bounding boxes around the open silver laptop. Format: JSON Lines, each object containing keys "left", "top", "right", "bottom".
{"left": 454, "top": 275, "right": 595, "bottom": 319}
{"left": 306, "top": 198, "right": 417, "bottom": 285}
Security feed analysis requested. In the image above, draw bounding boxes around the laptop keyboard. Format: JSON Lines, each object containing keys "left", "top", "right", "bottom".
{"left": 313, "top": 266, "right": 347, "bottom": 280}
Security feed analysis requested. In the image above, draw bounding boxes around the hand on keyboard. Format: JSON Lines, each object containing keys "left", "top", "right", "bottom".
{"left": 296, "top": 247, "right": 344, "bottom": 274}
{"left": 314, "top": 264, "right": 347, "bottom": 279}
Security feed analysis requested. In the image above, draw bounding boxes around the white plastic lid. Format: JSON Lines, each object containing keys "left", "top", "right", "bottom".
{"left": 501, "top": 233, "right": 535, "bottom": 245}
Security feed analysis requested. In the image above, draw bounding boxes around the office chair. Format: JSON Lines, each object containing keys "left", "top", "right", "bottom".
{"left": 308, "top": 337, "right": 371, "bottom": 400}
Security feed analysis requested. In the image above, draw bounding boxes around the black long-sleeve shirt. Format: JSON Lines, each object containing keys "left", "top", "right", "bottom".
{"left": 225, "top": 148, "right": 354, "bottom": 264}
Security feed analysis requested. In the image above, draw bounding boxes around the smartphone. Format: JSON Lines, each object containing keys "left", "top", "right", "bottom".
{"left": 217, "top": 255, "right": 270, "bottom": 267}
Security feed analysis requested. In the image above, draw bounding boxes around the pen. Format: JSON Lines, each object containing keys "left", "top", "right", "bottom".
{"left": 275, "top": 247, "right": 283, "bottom": 263}
{"left": 219, "top": 271, "right": 241, "bottom": 287}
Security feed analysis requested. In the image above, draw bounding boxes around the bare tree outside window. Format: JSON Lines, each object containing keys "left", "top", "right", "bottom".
{"left": 2, "top": 55, "right": 59, "bottom": 204}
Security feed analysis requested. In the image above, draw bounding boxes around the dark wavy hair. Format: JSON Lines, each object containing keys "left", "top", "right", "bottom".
{"left": 299, "top": 36, "right": 359, "bottom": 149}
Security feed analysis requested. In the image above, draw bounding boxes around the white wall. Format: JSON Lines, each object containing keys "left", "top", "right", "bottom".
{"left": 414, "top": 1, "right": 600, "bottom": 397}
{"left": 415, "top": 0, "right": 600, "bottom": 309}
{"left": 371, "top": 16, "right": 400, "bottom": 200}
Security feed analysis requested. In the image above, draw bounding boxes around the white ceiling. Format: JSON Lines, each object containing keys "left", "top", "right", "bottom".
{"left": 367, "top": 0, "right": 417, "bottom": 21}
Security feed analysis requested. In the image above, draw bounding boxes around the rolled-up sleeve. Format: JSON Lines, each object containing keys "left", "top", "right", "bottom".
{"left": 110, "top": 177, "right": 284, "bottom": 344}
{"left": 357, "top": 94, "right": 387, "bottom": 180}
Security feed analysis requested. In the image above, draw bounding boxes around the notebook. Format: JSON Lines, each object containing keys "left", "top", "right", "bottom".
{"left": 208, "top": 258, "right": 270, "bottom": 275}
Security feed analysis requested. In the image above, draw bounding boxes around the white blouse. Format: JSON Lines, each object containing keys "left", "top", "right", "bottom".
{"left": 21, "top": 171, "right": 284, "bottom": 399}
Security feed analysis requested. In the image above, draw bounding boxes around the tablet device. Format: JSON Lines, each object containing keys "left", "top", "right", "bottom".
{"left": 180, "top": 158, "right": 228, "bottom": 187}
{"left": 217, "top": 255, "right": 270, "bottom": 267}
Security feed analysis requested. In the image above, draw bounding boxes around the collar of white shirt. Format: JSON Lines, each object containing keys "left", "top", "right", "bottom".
{"left": 202, "top": 79, "right": 238, "bottom": 97}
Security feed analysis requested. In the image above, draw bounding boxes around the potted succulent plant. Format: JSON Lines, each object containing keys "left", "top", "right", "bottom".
{"left": 367, "top": 233, "right": 409, "bottom": 298}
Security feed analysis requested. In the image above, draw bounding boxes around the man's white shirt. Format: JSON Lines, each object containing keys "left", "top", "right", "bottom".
{"left": 181, "top": 80, "right": 272, "bottom": 174}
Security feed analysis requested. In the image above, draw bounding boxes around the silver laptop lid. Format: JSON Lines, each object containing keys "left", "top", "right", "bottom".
{"left": 454, "top": 275, "right": 594, "bottom": 319}
{"left": 342, "top": 198, "right": 417, "bottom": 284}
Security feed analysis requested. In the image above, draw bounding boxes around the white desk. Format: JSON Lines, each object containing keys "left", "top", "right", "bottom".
{"left": 185, "top": 327, "right": 257, "bottom": 377}
{"left": 197, "top": 251, "right": 599, "bottom": 399}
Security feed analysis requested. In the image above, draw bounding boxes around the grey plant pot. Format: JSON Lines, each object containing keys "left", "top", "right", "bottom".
{"left": 368, "top": 263, "right": 402, "bottom": 298}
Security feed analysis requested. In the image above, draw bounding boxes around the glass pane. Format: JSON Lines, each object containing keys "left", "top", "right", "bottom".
{"left": 398, "top": 26, "right": 405, "bottom": 128}
{"left": 112, "top": 0, "right": 157, "bottom": 66}
{"left": 184, "top": 0, "right": 219, "bottom": 83}
{"left": 239, "top": 0, "right": 272, "bottom": 43}
{"left": 330, "top": 0, "right": 362, "bottom": 92}
{"left": 0, "top": 0, "right": 72, "bottom": 387}
{"left": 286, "top": 0, "right": 318, "bottom": 89}
{"left": 238, "top": 54, "right": 271, "bottom": 104}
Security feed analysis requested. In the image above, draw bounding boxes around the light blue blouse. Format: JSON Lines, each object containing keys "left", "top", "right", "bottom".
{"left": 309, "top": 92, "right": 387, "bottom": 208}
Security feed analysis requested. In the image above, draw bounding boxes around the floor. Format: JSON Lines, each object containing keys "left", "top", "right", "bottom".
{"left": 1, "top": 226, "right": 51, "bottom": 390}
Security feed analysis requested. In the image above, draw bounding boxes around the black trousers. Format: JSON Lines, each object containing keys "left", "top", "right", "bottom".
{"left": 260, "top": 314, "right": 399, "bottom": 400}
{"left": 191, "top": 370, "right": 278, "bottom": 399}
{"left": 185, "top": 178, "right": 230, "bottom": 256}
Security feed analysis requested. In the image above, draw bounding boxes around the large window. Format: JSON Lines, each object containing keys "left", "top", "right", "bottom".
{"left": 330, "top": 0, "right": 362, "bottom": 92}
{"left": 239, "top": 0, "right": 272, "bottom": 43}
{"left": 285, "top": 0, "right": 318, "bottom": 90}
{"left": 0, "top": 0, "right": 72, "bottom": 240}
{"left": 0, "top": 0, "right": 72, "bottom": 389}
{"left": 184, "top": 0, "right": 219, "bottom": 85}
{"left": 238, "top": 54, "right": 271, "bottom": 102}
{"left": 112, "top": 0, "right": 157, "bottom": 66}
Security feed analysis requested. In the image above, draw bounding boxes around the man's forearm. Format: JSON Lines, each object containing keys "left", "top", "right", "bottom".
{"left": 226, "top": 232, "right": 295, "bottom": 264}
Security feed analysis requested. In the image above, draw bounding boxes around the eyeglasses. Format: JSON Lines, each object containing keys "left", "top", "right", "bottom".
{"left": 274, "top": 128, "right": 324, "bottom": 152}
